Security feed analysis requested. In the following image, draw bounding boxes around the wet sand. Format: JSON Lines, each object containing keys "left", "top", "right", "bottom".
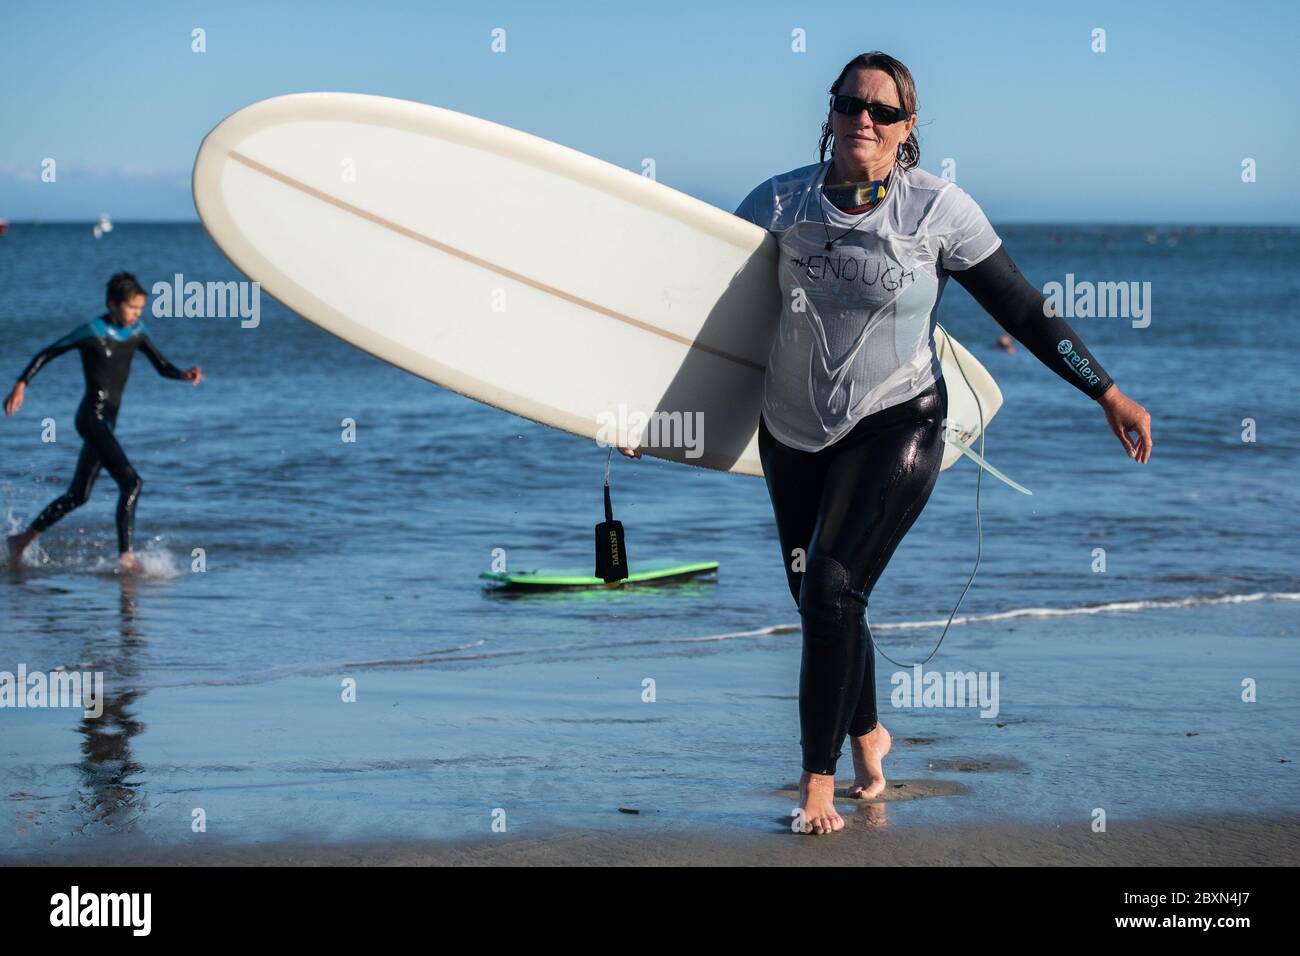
{"left": 12, "top": 813, "right": 1298, "bottom": 867}
{"left": 3, "top": 597, "right": 1297, "bottom": 863}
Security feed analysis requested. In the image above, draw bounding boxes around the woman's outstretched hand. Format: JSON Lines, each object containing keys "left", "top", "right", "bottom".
{"left": 1098, "top": 385, "right": 1151, "bottom": 463}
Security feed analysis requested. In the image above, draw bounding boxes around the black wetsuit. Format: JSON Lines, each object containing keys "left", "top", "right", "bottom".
{"left": 17, "top": 316, "right": 187, "bottom": 553}
{"left": 760, "top": 239, "right": 1114, "bottom": 776}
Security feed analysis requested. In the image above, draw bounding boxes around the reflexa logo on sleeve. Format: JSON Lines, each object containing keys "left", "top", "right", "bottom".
{"left": 1057, "top": 339, "right": 1102, "bottom": 388}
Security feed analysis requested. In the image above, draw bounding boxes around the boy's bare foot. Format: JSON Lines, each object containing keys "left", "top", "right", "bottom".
{"left": 6, "top": 530, "right": 36, "bottom": 567}
{"left": 794, "top": 771, "right": 845, "bottom": 835}
{"left": 119, "top": 551, "right": 141, "bottom": 573}
{"left": 846, "top": 724, "right": 892, "bottom": 800}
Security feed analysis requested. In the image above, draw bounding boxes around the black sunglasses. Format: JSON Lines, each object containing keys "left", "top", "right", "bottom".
{"left": 830, "top": 94, "right": 910, "bottom": 125}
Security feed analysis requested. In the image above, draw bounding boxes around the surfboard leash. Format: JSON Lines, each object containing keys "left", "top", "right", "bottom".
{"left": 869, "top": 323, "right": 986, "bottom": 669}
{"left": 595, "top": 447, "right": 629, "bottom": 584}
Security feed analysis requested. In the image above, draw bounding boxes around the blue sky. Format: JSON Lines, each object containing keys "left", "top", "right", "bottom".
{"left": 1, "top": 0, "right": 1296, "bottom": 223}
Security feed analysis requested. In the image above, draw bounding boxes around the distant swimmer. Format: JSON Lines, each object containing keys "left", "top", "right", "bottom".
{"left": 3, "top": 272, "right": 203, "bottom": 572}
{"left": 996, "top": 334, "right": 1016, "bottom": 353}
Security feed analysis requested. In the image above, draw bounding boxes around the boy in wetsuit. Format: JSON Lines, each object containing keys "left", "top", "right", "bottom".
{"left": 3, "top": 272, "right": 203, "bottom": 572}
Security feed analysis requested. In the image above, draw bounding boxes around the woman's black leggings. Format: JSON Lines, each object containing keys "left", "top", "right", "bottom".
{"left": 29, "top": 397, "right": 142, "bottom": 554}
{"left": 758, "top": 377, "right": 948, "bottom": 776}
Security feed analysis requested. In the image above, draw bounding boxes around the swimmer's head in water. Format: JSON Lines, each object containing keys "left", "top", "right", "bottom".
{"left": 106, "top": 272, "right": 147, "bottom": 327}
{"left": 819, "top": 52, "right": 920, "bottom": 174}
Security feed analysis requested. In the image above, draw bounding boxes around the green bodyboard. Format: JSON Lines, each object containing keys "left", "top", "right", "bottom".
{"left": 480, "top": 560, "right": 719, "bottom": 591}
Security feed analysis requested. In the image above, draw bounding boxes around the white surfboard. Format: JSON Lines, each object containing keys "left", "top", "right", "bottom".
{"left": 192, "top": 92, "right": 1007, "bottom": 479}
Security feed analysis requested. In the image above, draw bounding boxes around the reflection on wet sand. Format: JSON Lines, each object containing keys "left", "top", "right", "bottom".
{"left": 73, "top": 574, "right": 148, "bottom": 835}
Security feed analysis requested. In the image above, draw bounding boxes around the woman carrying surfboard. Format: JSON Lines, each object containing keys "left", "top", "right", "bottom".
{"left": 627, "top": 51, "right": 1151, "bottom": 835}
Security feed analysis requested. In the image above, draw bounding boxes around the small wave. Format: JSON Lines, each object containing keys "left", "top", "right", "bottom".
{"left": 867, "top": 590, "right": 1300, "bottom": 631}
{"left": 90, "top": 590, "right": 1299, "bottom": 692}
{"left": 128, "top": 639, "right": 491, "bottom": 689}
{"left": 591, "top": 591, "right": 1300, "bottom": 646}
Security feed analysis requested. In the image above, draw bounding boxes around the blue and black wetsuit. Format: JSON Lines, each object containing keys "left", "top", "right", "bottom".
{"left": 17, "top": 316, "right": 187, "bottom": 553}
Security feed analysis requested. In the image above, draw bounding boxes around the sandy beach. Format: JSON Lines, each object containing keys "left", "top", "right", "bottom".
{"left": 9, "top": 814, "right": 1298, "bottom": 867}
{"left": 4, "top": 593, "right": 1296, "bottom": 865}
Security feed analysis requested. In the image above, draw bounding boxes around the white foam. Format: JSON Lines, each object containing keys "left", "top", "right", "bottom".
{"left": 87, "top": 540, "right": 184, "bottom": 579}
{"left": 868, "top": 590, "right": 1300, "bottom": 631}
{"left": 2, "top": 504, "right": 184, "bottom": 576}
{"left": 678, "top": 590, "right": 1300, "bottom": 642}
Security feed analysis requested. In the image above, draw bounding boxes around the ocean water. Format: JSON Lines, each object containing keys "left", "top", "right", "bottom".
{"left": 1, "top": 222, "right": 1297, "bottom": 855}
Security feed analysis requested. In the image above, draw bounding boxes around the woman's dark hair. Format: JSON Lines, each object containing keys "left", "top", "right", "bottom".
{"left": 818, "top": 51, "right": 920, "bottom": 170}
{"left": 106, "top": 271, "right": 147, "bottom": 307}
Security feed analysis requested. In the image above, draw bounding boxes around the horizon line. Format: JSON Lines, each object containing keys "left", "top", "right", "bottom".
{"left": 3, "top": 218, "right": 1299, "bottom": 229}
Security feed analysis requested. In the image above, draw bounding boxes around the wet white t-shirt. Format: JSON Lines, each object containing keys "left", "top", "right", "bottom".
{"left": 734, "top": 161, "right": 1001, "bottom": 451}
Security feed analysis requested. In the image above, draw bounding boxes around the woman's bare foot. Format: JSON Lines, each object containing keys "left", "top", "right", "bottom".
{"left": 6, "top": 530, "right": 36, "bottom": 567}
{"left": 119, "top": 551, "right": 141, "bottom": 573}
{"left": 846, "top": 724, "right": 892, "bottom": 799}
{"left": 795, "top": 771, "right": 845, "bottom": 835}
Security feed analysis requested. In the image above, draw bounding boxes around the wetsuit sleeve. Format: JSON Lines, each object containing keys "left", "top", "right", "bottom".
{"left": 16, "top": 330, "right": 81, "bottom": 385}
{"left": 950, "top": 245, "right": 1115, "bottom": 401}
{"left": 138, "top": 333, "right": 188, "bottom": 380}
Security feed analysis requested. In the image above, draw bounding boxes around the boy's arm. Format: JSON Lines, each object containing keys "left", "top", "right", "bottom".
{"left": 138, "top": 333, "right": 188, "bottom": 380}
{"left": 15, "top": 329, "right": 81, "bottom": 387}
